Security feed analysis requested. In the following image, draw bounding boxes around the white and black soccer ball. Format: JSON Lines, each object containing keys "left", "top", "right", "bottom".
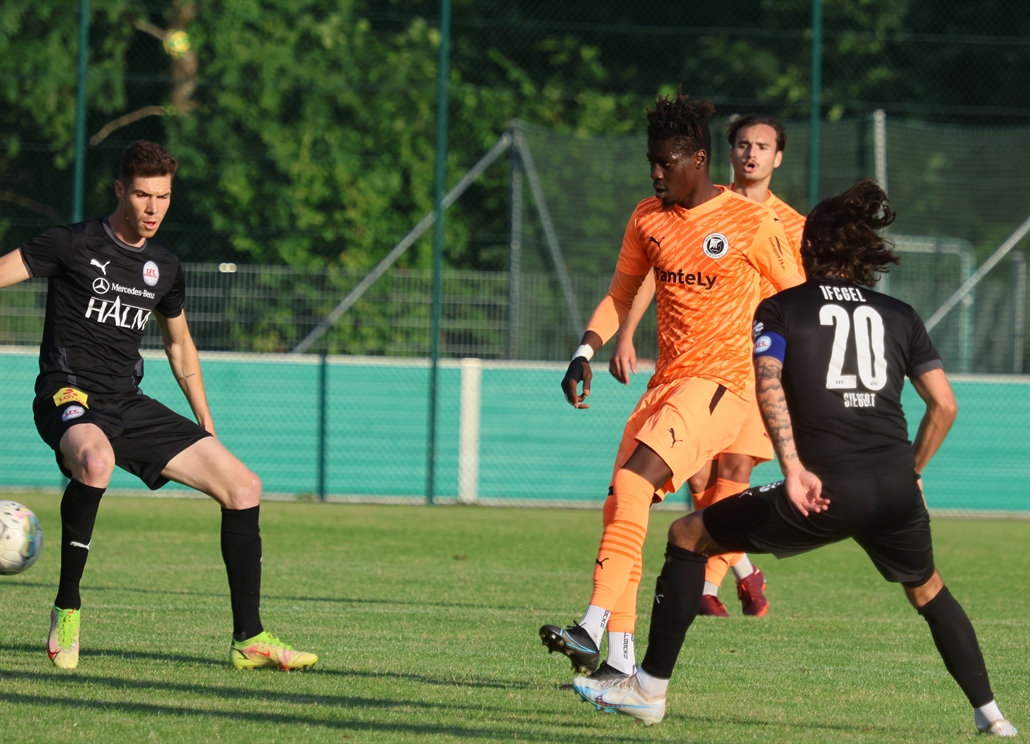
{"left": 0, "top": 500, "right": 44, "bottom": 575}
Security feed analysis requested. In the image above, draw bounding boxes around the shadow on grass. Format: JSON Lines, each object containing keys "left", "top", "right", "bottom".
{"left": 0, "top": 685, "right": 923, "bottom": 741}
{"left": 0, "top": 687, "right": 653, "bottom": 742}
{"left": 1, "top": 647, "right": 530, "bottom": 689}
{"left": 3, "top": 580, "right": 545, "bottom": 612}
{"left": 3, "top": 643, "right": 224, "bottom": 666}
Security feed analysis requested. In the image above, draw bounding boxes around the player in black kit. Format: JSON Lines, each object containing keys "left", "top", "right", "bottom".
{"left": 570, "top": 180, "right": 1017, "bottom": 736}
{"left": 0, "top": 141, "right": 317, "bottom": 672}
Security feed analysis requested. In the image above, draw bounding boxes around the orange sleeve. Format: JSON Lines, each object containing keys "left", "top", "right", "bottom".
{"left": 585, "top": 271, "right": 646, "bottom": 345}
{"left": 746, "top": 213, "right": 798, "bottom": 290}
{"left": 614, "top": 205, "right": 652, "bottom": 277}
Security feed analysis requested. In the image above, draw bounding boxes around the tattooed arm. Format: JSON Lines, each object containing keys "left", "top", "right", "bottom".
{"left": 157, "top": 311, "right": 216, "bottom": 437}
{"left": 755, "top": 354, "right": 829, "bottom": 516}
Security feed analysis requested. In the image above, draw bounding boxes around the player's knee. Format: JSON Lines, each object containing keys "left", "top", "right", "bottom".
{"left": 75, "top": 449, "right": 115, "bottom": 486}
{"left": 717, "top": 454, "right": 754, "bottom": 483}
{"left": 903, "top": 570, "right": 943, "bottom": 609}
{"left": 234, "top": 469, "right": 262, "bottom": 507}
{"left": 667, "top": 512, "right": 704, "bottom": 552}
{"left": 686, "top": 460, "right": 716, "bottom": 494}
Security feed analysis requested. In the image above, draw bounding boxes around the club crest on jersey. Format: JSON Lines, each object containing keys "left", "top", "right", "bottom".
{"left": 702, "top": 233, "right": 729, "bottom": 259}
{"left": 62, "top": 405, "right": 86, "bottom": 422}
{"left": 143, "top": 261, "right": 160, "bottom": 286}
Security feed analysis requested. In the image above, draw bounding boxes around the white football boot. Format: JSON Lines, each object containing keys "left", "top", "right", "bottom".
{"left": 572, "top": 672, "right": 666, "bottom": 726}
{"left": 978, "top": 719, "right": 1018, "bottom": 737}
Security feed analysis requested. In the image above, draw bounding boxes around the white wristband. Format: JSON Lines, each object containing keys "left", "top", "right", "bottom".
{"left": 572, "top": 344, "right": 594, "bottom": 361}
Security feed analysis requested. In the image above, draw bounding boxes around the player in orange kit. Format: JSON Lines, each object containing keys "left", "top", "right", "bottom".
{"left": 538, "top": 95, "right": 802, "bottom": 682}
{"left": 608, "top": 114, "right": 806, "bottom": 622}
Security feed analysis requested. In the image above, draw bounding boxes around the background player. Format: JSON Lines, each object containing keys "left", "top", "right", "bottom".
{"left": 572, "top": 180, "right": 1017, "bottom": 737}
{"left": 0, "top": 141, "right": 317, "bottom": 672}
{"left": 608, "top": 114, "right": 806, "bottom": 618}
{"left": 539, "top": 94, "right": 802, "bottom": 682}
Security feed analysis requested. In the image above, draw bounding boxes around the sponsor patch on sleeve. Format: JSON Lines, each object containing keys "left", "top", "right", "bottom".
{"left": 53, "top": 387, "right": 89, "bottom": 408}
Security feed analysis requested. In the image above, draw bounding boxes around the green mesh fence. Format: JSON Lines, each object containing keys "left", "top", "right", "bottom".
{"left": 1, "top": 1, "right": 1027, "bottom": 511}
{"left": 1, "top": 349, "right": 1027, "bottom": 513}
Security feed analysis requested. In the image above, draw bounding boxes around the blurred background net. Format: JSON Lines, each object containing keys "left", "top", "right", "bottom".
{"left": 1, "top": 0, "right": 1027, "bottom": 511}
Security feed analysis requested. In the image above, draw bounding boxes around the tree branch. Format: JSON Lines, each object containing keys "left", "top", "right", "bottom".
{"left": 89, "top": 106, "right": 166, "bottom": 146}
{"left": 0, "top": 191, "right": 62, "bottom": 220}
{"left": 133, "top": 20, "right": 165, "bottom": 40}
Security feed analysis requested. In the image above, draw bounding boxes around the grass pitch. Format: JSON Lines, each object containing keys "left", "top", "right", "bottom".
{"left": 1, "top": 493, "right": 1027, "bottom": 743}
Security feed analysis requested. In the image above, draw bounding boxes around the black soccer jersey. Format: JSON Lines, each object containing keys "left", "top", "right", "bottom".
{"left": 20, "top": 219, "right": 186, "bottom": 396}
{"left": 753, "top": 277, "right": 942, "bottom": 475}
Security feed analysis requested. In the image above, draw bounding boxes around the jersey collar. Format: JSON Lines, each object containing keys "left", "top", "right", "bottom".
{"left": 102, "top": 217, "right": 147, "bottom": 253}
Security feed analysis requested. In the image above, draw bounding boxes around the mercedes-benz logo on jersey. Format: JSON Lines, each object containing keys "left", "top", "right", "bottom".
{"left": 703, "top": 233, "right": 729, "bottom": 259}
{"left": 143, "top": 261, "right": 160, "bottom": 286}
{"left": 92, "top": 277, "right": 110, "bottom": 294}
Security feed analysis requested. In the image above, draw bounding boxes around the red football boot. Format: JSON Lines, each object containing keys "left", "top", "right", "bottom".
{"left": 737, "top": 568, "right": 769, "bottom": 617}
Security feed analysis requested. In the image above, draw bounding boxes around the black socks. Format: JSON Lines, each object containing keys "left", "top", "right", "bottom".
{"left": 221, "top": 505, "right": 264, "bottom": 641}
{"left": 640, "top": 543, "right": 708, "bottom": 679}
{"left": 54, "top": 480, "right": 106, "bottom": 610}
{"left": 918, "top": 586, "right": 994, "bottom": 708}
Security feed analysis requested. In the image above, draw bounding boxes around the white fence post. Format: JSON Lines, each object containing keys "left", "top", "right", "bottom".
{"left": 458, "top": 358, "right": 482, "bottom": 504}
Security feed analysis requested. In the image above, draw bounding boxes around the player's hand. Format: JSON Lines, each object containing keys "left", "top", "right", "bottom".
{"left": 562, "top": 357, "right": 592, "bottom": 409}
{"left": 609, "top": 334, "right": 638, "bottom": 385}
{"left": 784, "top": 469, "right": 828, "bottom": 517}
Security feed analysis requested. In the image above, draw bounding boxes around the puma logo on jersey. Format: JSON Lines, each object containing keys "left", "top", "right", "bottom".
{"left": 90, "top": 258, "right": 110, "bottom": 275}
{"left": 596, "top": 558, "right": 609, "bottom": 569}
{"left": 648, "top": 235, "right": 663, "bottom": 250}
{"left": 655, "top": 269, "right": 718, "bottom": 289}
{"left": 669, "top": 428, "right": 683, "bottom": 447}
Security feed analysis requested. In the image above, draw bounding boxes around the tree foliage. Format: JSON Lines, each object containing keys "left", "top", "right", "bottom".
{"left": 1, "top": 0, "right": 1026, "bottom": 271}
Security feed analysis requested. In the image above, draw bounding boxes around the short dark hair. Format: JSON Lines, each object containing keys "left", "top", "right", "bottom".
{"left": 646, "top": 93, "right": 716, "bottom": 157}
{"left": 801, "top": 180, "right": 899, "bottom": 287}
{"left": 727, "top": 114, "right": 786, "bottom": 152}
{"left": 119, "top": 140, "right": 178, "bottom": 185}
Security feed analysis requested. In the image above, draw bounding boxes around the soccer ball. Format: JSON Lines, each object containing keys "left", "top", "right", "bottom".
{"left": 0, "top": 500, "right": 44, "bottom": 575}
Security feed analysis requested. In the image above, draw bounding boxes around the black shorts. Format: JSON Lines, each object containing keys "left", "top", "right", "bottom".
{"left": 33, "top": 387, "right": 211, "bottom": 490}
{"left": 703, "top": 468, "right": 935, "bottom": 585}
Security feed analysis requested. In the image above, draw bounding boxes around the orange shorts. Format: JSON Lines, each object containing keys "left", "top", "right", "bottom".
{"left": 611, "top": 377, "right": 750, "bottom": 501}
{"left": 719, "top": 399, "right": 774, "bottom": 463}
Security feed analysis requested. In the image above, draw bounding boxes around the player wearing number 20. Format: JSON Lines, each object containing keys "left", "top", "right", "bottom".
{"left": 572, "top": 180, "right": 1016, "bottom": 736}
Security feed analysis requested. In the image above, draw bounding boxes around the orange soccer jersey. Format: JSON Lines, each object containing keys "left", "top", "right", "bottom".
{"left": 761, "top": 191, "right": 807, "bottom": 296}
{"left": 610, "top": 187, "right": 798, "bottom": 400}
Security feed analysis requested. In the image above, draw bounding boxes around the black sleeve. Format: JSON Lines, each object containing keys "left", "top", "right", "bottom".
{"left": 753, "top": 296, "right": 787, "bottom": 341}
{"left": 906, "top": 310, "right": 943, "bottom": 378}
{"left": 18, "top": 225, "right": 77, "bottom": 278}
{"left": 156, "top": 264, "right": 186, "bottom": 319}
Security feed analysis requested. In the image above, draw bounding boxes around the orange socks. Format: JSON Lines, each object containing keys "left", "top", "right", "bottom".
{"left": 698, "top": 478, "right": 749, "bottom": 587}
{"left": 590, "top": 469, "right": 654, "bottom": 611}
